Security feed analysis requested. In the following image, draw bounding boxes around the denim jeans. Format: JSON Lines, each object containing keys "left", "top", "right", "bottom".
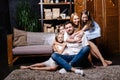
{"left": 51, "top": 45, "right": 90, "bottom": 71}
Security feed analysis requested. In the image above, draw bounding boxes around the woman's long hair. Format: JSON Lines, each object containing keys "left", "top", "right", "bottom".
{"left": 79, "top": 10, "right": 94, "bottom": 30}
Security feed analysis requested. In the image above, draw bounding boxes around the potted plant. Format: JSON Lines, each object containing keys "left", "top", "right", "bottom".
{"left": 16, "top": 1, "right": 39, "bottom": 32}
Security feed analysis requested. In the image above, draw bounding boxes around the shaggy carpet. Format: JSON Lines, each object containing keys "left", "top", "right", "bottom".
{"left": 4, "top": 65, "right": 120, "bottom": 80}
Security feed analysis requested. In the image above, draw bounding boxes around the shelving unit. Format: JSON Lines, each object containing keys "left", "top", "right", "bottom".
{"left": 38, "top": 0, "right": 74, "bottom": 32}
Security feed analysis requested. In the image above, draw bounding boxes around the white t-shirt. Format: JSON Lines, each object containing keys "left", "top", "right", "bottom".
{"left": 44, "top": 57, "right": 57, "bottom": 67}
{"left": 44, "top": 32, "right": 89, "bottom": 67}
{"left": 63, "top": 32, "right": 89, "bottom": 55}
{"left": 44, "top": 44, "right": 66, "bottom": 67}
{"left": 54, "top": 44, "right": 63, "bottom": 53}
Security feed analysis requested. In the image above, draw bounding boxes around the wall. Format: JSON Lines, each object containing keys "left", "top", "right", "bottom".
{"left": 104, "top": 0, "right": 119, "bottom": 53}
{"left": 8, "top": 0, "right": 40, "bottom": 28}
{"left": 74, "top": 0, "right": 86, "bottom": 14}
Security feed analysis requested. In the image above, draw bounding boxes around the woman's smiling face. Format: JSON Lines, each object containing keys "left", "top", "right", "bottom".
{"left": 73, "top": 15, "right": 80, "bottom": 26}
{"left": 81, "top": 14, "right": 88, "bottom": 23}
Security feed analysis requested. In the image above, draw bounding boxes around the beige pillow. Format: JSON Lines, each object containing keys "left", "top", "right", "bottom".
{"left": 13, "top": 28, "right": 27, "bottom": 47}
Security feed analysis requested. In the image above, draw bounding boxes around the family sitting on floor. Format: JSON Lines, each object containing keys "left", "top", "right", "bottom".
{"left": 20, "top": 10, "right": 112, "bottom": 75}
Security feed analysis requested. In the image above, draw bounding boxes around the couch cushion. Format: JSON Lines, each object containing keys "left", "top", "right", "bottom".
{"left": 27, "top": 32, "right": 55, "bottom": 45}
{"left": 13, "top": 45, "right": 53, "bottom": 55}
{"left": 13, "top": 28, "right": 27, "bottom": 47}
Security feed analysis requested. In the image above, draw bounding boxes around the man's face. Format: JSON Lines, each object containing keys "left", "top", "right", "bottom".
{"left": 65, "top": 23, "right": 74, "bottom": 35}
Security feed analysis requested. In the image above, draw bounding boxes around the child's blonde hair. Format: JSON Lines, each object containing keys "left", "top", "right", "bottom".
{"left": 55, "top": 33, "right": 64, "bottom": 43}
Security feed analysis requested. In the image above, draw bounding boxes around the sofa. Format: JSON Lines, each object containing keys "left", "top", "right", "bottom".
{"left": 7, "top": 28, "right": 55, "bottom": 66}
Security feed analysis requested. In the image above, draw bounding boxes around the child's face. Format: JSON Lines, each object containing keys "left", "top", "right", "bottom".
{"left": 59, "top": 26, "right": 65, "bottom": 34}
{"left": 57, "top": 34, "right": 64, "bottom": 43}
{"left": 81, "top": 14, "right": 88, "bottom": 23}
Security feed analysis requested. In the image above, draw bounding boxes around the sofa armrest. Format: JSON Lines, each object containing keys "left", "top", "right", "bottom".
{"left": 7, "top": 34, "right": 13, "bottom": 66}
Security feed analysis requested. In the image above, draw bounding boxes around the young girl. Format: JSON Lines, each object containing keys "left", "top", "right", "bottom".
{"left": 58, "top": 24, "right": 65, "bottom": 34}
{"left": 70, "top": 11, "right": 112, "bottom": 67}
{"left": 20, "top": 33, "right": 67, "bottom": 71}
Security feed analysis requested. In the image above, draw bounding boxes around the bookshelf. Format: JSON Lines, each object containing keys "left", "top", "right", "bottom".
{"left": 39, "top": 0, "right": 74, "bottom": 32}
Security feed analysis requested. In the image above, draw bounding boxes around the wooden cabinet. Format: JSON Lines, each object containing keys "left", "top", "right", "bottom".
{"left": 39, "top": 0, "right": 74, "bottom": 32}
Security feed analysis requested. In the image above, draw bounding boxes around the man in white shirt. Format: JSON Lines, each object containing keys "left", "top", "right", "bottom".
{"left": 51, "top": 21, "right": 90, "bottom": 74}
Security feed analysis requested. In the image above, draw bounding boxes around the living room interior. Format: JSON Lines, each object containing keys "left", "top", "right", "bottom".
{"left": 0, "top": 0, "right": 120, "bottom": 80}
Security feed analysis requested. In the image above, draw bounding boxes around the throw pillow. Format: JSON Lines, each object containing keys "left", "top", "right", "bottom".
{"left": 13, "top": 28, "right": 27, "bottom": 47}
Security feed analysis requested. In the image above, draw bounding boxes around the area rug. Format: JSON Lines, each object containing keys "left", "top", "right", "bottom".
{"left": 4, "top": 65, "right": 120, "bottom": 80}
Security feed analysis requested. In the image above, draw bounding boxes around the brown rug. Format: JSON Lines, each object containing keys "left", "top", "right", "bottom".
{"left": 4, "top": 65, "right": 120, "bottom": 80}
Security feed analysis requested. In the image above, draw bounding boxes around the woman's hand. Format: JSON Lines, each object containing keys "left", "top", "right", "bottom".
{"left": 74, "top": 36, "right": 82, "bottom": 43}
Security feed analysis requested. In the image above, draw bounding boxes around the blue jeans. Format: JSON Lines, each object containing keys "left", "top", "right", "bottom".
{"left": 51, "top": 45, "right": 90, "bottom": 71}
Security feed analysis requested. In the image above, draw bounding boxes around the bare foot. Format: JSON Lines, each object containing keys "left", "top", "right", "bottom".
{"left": 29, "top": 66, "right": 38, "bottom": 70}
{"left": 20, "top": 66, "right": 30, "bottom": 69}
{"left": 103, "top": 60, "right": 112, "bottom": 67}
{"left": 92, "top": 65, "right": 100, "bottom": 68}
{"left": 105, "top": 60, "right": 112, "bottom": 65}
{"left": 103, "top": 62, "right": 108, "bottom": 67}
